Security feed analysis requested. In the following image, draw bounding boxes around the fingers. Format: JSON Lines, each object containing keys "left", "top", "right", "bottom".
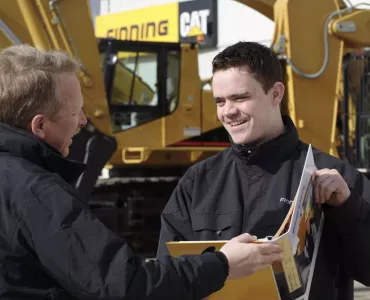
{"left": 256, "top": 243, "right": 284, "bottom": 267}
{"left": 263, "top": 252, "right": 283, "bottom": 264}
{"left": 316, "top": 176, "right": 336, "bottom": 203}
{"left": 323, "top": 180, "right": 339, "bottom": 201}
{"left": 314, "top": 169, "right": 340, "bottom": 204}
{"left": 258, "top": 243, "right": 284, "bottom": 254}
{"left": 315, "top": 168, "right": 330, "bottom": 176}
{"left": 315, "top": 170, "right": 330, "bottom": 203}
{"left": 232, "top": 233, "right": 258, "bottom": 243}
{"left": 253, "top": 253, "right": 283, "bottom": 273}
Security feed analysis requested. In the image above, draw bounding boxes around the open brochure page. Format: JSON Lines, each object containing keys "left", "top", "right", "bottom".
{"left": 270, "top": 145, "right": 324, "bottom": 300}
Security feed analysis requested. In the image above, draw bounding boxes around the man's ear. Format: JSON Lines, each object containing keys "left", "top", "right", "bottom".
{"left": 271, "top": 82, "right": 285, "bottom": 106}
{"left": 30, "top": 115, "right": 46, "bottom": 139}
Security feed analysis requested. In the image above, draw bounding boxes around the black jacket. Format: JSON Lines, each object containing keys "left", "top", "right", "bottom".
{"left": 0, "top": 123, "right": 229, "bottom": 300}
{"left": 157, "top": 115, "right": 370, "bottom": 300}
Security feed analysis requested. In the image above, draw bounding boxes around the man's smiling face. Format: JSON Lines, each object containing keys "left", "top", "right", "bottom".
{"left": 212, "top": 67, "right": 280, "bottom": 145}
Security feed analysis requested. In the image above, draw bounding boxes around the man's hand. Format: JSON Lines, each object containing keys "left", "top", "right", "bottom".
{"left": 314, "top": 168, "right": 350, "bottom": 207}
{"left": 220, "top": 233, "right": 283, "bottom": 280}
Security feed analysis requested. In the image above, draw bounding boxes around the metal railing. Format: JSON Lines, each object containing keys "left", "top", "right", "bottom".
{"left": 340, "top": 50, "right": 370, "bottom": 170}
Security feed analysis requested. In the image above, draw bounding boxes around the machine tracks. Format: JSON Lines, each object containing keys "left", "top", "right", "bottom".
{"left": 89, "top": 176, "right": 180, "bottom": 257}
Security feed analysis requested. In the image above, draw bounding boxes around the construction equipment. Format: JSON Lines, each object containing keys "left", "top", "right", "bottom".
{"left": 238, "top": 0, "right": 370, "bottom": 168}
{"left": 0, "top": 0, "right": 369, "bottom": 257}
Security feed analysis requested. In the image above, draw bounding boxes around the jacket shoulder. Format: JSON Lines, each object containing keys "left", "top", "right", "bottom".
{"left": 0, "top": 154, "right": 72, "bottom": 198}
{"left": 168, "top": 148, "right": 233, "bottom": 202}
{"left": 180, "top": 148, "right": 233, "bottom": 182}
{"left": 0, "top": 155, "right": 75, "bottom": 247}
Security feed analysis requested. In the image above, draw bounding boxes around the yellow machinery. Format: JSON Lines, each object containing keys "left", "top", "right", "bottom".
{"left": 1, "top": 0, "right": 370, "bottom": 256}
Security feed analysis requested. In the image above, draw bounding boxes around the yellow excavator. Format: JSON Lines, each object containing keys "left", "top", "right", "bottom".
{"left": 1, "top": 0, "right": 369, "bottom": 256}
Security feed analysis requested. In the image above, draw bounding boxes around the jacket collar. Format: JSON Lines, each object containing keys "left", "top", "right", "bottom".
{"left": 231, "top": 115, "right": 299, "bottom": 168}
{"left": 0, "top": 123, "right": 86, "bottom": 184}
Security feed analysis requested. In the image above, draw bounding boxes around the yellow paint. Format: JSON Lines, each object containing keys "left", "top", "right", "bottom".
{"left": 95, "top": 3, "right": 179, "bottom": 43}
{"left": 187, "top": 26, "right": 203, "bottom": 37}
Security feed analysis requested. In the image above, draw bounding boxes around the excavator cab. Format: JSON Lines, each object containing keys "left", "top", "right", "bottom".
{"left": 98, "top": 38, "right": 181, "bottom": 133}
{"left": 340, "top": 49, "right": 370, "bottom": 172}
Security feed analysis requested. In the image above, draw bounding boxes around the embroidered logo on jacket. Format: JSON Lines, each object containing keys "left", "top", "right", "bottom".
{"left": 280, "top": 197, "right": 293, "bottom": 205}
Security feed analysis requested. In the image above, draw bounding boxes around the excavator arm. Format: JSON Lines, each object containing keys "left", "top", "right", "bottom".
{"left": 235, "top": 0, "right": 276, "bottom": 20}
{"left": 236, "top": 0, "right": 370, "bottom": 157}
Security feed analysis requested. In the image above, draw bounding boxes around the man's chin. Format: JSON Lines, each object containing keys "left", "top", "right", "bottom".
{"left": 230, "top": 134, "right": 253, "bottom": 145}
{"left": 61, "top": 148, "right": 69, "bottom": 157}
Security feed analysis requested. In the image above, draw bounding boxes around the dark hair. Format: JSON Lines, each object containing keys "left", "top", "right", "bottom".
{"left": 212, "top": 41, "right": 283, "bottom": 93}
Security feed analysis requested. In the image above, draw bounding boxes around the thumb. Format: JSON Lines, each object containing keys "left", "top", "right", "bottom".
{"left": 232, "top": 233, "right": 258, "bottom": 243}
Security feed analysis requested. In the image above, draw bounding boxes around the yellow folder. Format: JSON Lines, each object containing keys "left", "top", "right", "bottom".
{"left": 167, "top": 240, "right": 282, "bottom": 300}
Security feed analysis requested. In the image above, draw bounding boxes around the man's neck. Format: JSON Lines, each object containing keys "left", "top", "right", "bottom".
{"left": 266, "top": 118, "right": 285, "bottom": 141}
{"left": 252, "top": 116, "right": 285, "bottom": 145}
{"left": 239, "top": 116, "right": 286, "bottom": 148}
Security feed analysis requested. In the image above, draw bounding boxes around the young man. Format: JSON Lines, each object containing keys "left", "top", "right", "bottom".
{"left": 0, "top": 44, "right": 283, "bottom": 300}
{"left": 157, "top": 41, "right": 370, "bottom": 300}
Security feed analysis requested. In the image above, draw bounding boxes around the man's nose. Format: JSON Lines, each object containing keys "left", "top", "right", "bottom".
{"left": 223, "top": 100, "right": 238, "bottom": 117}
{"left": 79, "top": 110, "right": 87, "bottom": 128}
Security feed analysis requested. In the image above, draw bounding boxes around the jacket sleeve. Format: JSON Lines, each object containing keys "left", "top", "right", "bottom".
{"left": 156, "top": 174, "right": 195, "bottom": 260}
{"left": 23, "top": 183, "right": 227, "bottom": 300}
{"left": 323, "top": 164, "right": 370, "bottom": 286}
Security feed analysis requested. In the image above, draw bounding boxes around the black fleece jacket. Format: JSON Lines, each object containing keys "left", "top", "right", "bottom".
{"left": 157, "top": 115, "right": 370, "bottom": 300}
{"left": 0, "top": 123, "right": 229, "bottom": 300}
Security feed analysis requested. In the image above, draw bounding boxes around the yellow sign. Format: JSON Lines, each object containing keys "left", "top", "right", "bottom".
{"left": 95, "top": 0, "right": 218, "bottom": 48}
{"left": 95, "top": 3, "right": 178, "bottom": 43}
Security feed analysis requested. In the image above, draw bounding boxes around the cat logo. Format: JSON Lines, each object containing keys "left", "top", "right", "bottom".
{"left": 178, "top": 0, "right": 217, "bottom": 48}
{"left": 179, "top": 9, "right": 210, "bottom": 42}
{"left": 95, "top": 0, "right": 217, "bottom": 48}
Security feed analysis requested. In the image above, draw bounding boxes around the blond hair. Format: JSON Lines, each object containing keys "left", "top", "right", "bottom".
{"left": 0, "top": 44, "right": 80, "bottom": 128}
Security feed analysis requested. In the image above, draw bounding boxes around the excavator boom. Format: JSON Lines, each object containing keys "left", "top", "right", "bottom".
{"left": 236, "top": 0, "right": 276, "bottom": 20}
{"left": 236, "top": 0, "right": 370, "bottom": 157}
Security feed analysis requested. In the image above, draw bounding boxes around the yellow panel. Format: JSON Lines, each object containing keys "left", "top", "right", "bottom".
{"left": 331, "top": 10, "right": 370, "bottom": 48}
{"left": 95, "top": 3, "right": 179, "bottom": 43}
{"left": 235, "top": 0, "right": 276, "bottom": 20}
{"left": 46, "top": 0, "right": 111, "bottom": 135}
{"left": 0, "top": 33, "right": 12, "bottom": 49}
{"left": 116, "top": 119, "right": 163, "bottom": 148}
{"left": 164, "top": 44, "right": 201, "bottom": 146}
{"left": 0, "top": 1, "right": 33, "bottom": 48}
{"left": 201, "top": 89, "right": 222, "bottom": 133}
{"left": 109, "top": 118, "right": 164, "bottom": 165}
{"left": 273, "top": 0, "right": 343, "bottom": 156}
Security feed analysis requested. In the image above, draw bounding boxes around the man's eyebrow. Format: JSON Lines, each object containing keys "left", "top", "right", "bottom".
{"left": 213, "top": 92, "right": 251, "bottom": 101}
{"left": 229, "top": 92, "right": 252, "bottom": 99}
